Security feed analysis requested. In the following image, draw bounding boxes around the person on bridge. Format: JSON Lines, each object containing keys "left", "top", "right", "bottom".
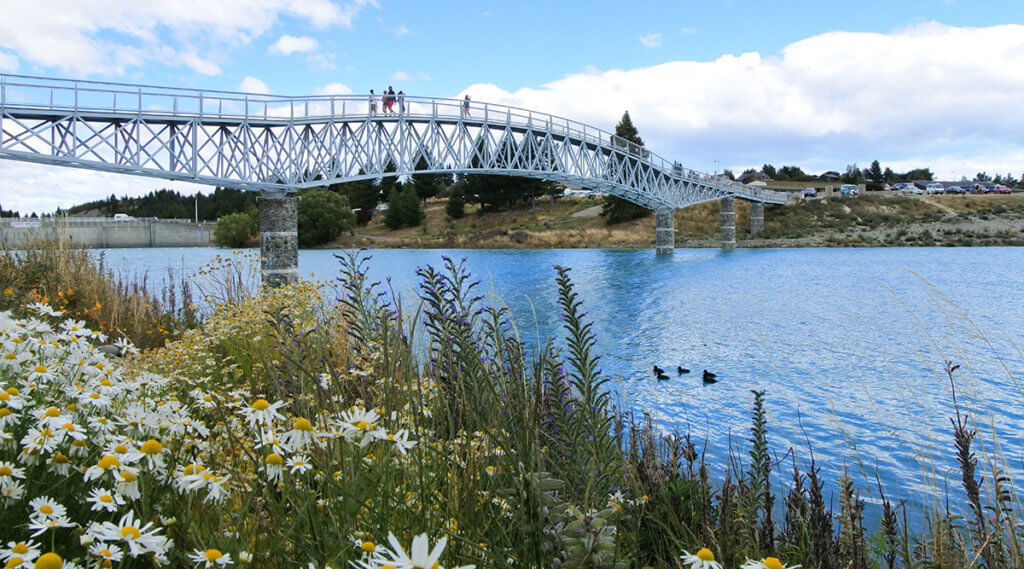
{"left": 386, "top": 86, "right": 396, "bottom": 114}
{"left": 462, "top": 94, "right": 471, "bottom": 117}
{"left": 397, "top": 90, "right": 406, "bottom": 114}
{"left": 369, "top": 89, "right": 377, "bottom": 115}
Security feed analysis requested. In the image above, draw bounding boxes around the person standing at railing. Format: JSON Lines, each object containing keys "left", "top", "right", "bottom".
{"left": 369, "top": 89, "right": 377, "bottom": 115}
{"left": 462, "top": 94, "right": 471, "bottom": 117}
{"left": 397, "top": 91, "right": 406, "bottom": 114}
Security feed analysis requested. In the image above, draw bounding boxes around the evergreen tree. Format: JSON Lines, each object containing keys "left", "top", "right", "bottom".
{"left": 336, "top": 170, "right": 380, "bottom": 226}
{"left": 383, "top": 186, "right": 425, "bottom": 229}
{"left": 464, "top": 136, "right": 553, "bottom": 212}
{"left": 411, "top": 154, "right": 447, "bottom": 201}
{"left": 601, "top": 111, "right": 651, "bottom": 225}
{"left": 446, "top": 183, "right": 467, "bottom": 219}
{"left": 865, "top": 160, "right": 885, "bottom": 191}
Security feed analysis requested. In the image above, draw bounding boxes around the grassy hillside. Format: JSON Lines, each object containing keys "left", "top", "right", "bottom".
{"left": 333, "top": 193, "right": 1024, "bottom": 249}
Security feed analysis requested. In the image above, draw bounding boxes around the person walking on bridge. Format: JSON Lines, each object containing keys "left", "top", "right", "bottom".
{"left": 462, "top": 94, "right": 470, "bottom": 117}
{"left": 369, "top": 89, "right": 377, "bottom": 115}
{"left": 397, "top": 90, "right": 406, "bottom": 114}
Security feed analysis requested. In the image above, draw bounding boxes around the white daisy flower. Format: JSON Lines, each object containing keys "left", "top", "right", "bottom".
{"left": 681, "top": 548, "right": 723, "bottom": 569}
{"left": 88, "top": 542, "right": 124, "bottom": 565}
{"left": 286, "top": 454, "right": 313, "bottom": 475}
{"left": 86, "top": 511, "right": 171, "bottom": 557}
{"left": 87, "top": 487, "right": 127, "bottom": 512}
{"left": 740, "top": 557, "right": 801, "bottom": 569}
{"left": 189, "top": 548, "right": 233, "bottom": 567}
{"left": 0, "top": 540, "right": 42, "bottom": 563}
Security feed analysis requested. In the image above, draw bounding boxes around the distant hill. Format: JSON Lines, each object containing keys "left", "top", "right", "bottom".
{"left": 65, "top": 187, "right": 258, "bottom": 220}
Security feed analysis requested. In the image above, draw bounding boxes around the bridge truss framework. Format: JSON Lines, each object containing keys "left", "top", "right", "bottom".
{"left": 0, "top": 74, "right": 792, "bottom": 284}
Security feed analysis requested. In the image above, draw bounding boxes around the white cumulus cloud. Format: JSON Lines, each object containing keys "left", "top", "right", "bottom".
{"left": 268, "top": 35, "right": 319, "bottom": 56}
{"left": 239, "top": 76, "right": 272, "bottom": 94}
{"left": 460, "top": 23, "right": 1024, "bottom": 178}
{"left": 639, "top": 33, "right": 662, "bottom": 49}
{"left": 0, "top": 1, "right": 376, "bottom": 77}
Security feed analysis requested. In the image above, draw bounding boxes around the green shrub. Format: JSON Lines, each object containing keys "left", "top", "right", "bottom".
{"left": 297, "top": 189, "right": 355, "bottom": 247}
{"left": 214, "top": 212, "right": 257, "bottom": 247}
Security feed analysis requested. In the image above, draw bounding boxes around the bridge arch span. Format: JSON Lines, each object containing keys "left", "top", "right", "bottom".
{"left": 0, "top": 74, "right": 792, "bottom": 283}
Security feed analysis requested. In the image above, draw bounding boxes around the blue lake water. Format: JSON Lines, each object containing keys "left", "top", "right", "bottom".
{"left": 99, "top": 246, "right": 1024, "bottom": 518}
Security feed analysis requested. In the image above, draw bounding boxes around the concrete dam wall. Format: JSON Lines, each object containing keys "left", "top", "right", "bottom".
{"left": 0, "top": 218, "right": 215, "bottom": 248}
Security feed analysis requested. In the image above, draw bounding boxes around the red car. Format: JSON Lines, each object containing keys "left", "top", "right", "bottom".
{"left": 994, "top": 185, "right": 1013, "bottom": 194}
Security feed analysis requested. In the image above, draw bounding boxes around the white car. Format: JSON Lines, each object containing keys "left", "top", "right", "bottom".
{"left": 901, "top": 186, "right": 923, "bottom": 195}
{"left": 925, "top": 183, "right": 945, "bottom": 195}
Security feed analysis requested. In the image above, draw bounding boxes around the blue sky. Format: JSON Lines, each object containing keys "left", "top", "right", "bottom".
{"left": 1, "top": 0, "right": 1023, "bottom": 214}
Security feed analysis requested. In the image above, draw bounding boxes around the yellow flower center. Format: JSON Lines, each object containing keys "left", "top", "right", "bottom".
{"left": 39, "top": 505, "right": 54, "bottom": 515}
{"left": 100, "top": 494, "right": 114, "bottom": 503}
{"left": 0, "top": 409, "right": 9, "bottom": 418}
{"left": 293, "top": 417, "right": 313, "bottom": 431}
{"left": 11, "top": 545, "right": 28, "bottom": 555}
{"left": 140, "top": 439, "right": 162, "bottom": 454}
{"left": 252, "top": 399, "right": 270, "bottom": 411}
{"left": 119, "top": 471, "right": 138, "bottom": 483}
{"left": 34, "top": 365, "right": 47, "bottom": 374}
{"left": 100, "top": 379, "right": 112, "bottom": 387}
{"left": 53, "top": 453, "right": 69, "bottom": 464}
{"left": 763, "top": 557, "right": 783, "bottom": 569}
{"left": 265, "top": 453, "right": 283, "bottom": 466}
{"left": 5, "top": 557, "right": 24, "bottom": 569}
{"left": 98, "top": 549, "right": 113, "bottom": 558}
{"left": 114, "top": 444, "right": 128, "bottom": 454}
{"left": 44, "top": 407, "right": 60, "bottom": 417}
{"left": 3, "top": 353, "right": 14, "bottom": 360}
{"left": 34, "top": 553, "right": 62, "bottom": 569}
{"left": 697, "top": 548, "right": 715, "bottom": 562}
{"left": 121, "top": 526, "right": 141, "bottom": 540}
{"left": 204, "top": 549, "right": 223, "bottom": 562}
{"left": 183, "top": 463, "right": 206, "bottom": 475}
{"left": 98, "top": 455, "right": 121, "bottom": 470}
{"left": 71, "top": 439, "right": 86, "bottom": 447}
{"left": 5, "top": 387, "right": 17, "bottom": 395}
{"left": 356, "top": 421, "right": 372, "bottom": 431}
{"left": 62, "top": 423, "right": 75, "bottom": 431}
{"left": 0, "top": 466, "right": 11, "bottom": 476}
{"left": 360, "top": 541, "right": 375, "bottom": 553}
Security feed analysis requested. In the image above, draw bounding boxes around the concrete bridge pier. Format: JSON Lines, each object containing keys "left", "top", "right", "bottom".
{"left": 655, "top": 208, "right": 675, "bottom": 254}
{"left": 260, "top": 191, "right": 299, "bottom": 287}
{"left": 750, "top": 201, "right": 764, "bottom": 236}
{"left": 720, "top": 197, "right": 736, "bottom": 250}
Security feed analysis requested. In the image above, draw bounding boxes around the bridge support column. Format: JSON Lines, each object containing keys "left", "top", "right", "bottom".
{"left": 750, "top": 201, "right": 764, "bottom": 236}
{"left": 260, "top": 191, "right": 299, "bottom": 287}
{"left": 720, "top": 197, "right": 736, "bottom": 250}
{"left": 655, "top": 208, "right": 675, "bottom": 254}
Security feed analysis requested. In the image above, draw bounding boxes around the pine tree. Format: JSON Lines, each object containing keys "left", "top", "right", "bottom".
{"left": 411, "top": 154, "right": 447, "bottom": 201}
{"left": 866, "top": 160, "right": 885, "bottom": 191}
{"left": 601, "top": 111, "right": 651, "bottom": 224}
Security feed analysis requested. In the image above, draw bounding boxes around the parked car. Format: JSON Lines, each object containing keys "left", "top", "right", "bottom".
{"left": 994, "top": 185, "right": 1013, "bottom": 194}
{"left": 971, "top": 184, "right": 989, "bottom": 194}
{"left": 925, "top": 183, "right": 945, "bottom": 195}
{"left": 946, "top": 186, "right": 966, "bottom": 194}
{"left": 901, "top": 186, "right": 923, "bottom": 195}
{"left": 802, "top": 187, "right": 817, "bottom": 198}
{"left": 840, "top": 184, "right": 860, "bottom": 196}
{"left": 892, "top": 182, "right": 909, "bottom": 191}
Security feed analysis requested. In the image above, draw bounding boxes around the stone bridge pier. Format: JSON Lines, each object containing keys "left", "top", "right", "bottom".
{"left": 719, "top": 198, "right": 767, "bottom": 249}
{"left": 260, "top": 191, "right": 299, "bottom": 287}
{"left": 655, "top": 208, "right": 675, "bottom": 254}
{"left": 720, "top": 197, "right": 736, "bottom": 250}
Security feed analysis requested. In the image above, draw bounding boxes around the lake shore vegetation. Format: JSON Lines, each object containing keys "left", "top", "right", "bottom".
{"left": 0, "top": 245, "right": 1021, "bottom": 568}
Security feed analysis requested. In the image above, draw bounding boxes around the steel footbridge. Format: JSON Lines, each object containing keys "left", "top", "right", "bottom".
{"left": 0, "top": 74, "right": 789, "bottom": 210}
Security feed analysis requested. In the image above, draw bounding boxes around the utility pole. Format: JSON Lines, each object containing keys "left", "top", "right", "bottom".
{"left": 194, "top": 197, "right": 198, "bottom": 224}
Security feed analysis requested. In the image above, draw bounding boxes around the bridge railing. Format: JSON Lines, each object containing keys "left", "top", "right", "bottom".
{"left": 1, "top": 73, "right": 790, "bottom": 204}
